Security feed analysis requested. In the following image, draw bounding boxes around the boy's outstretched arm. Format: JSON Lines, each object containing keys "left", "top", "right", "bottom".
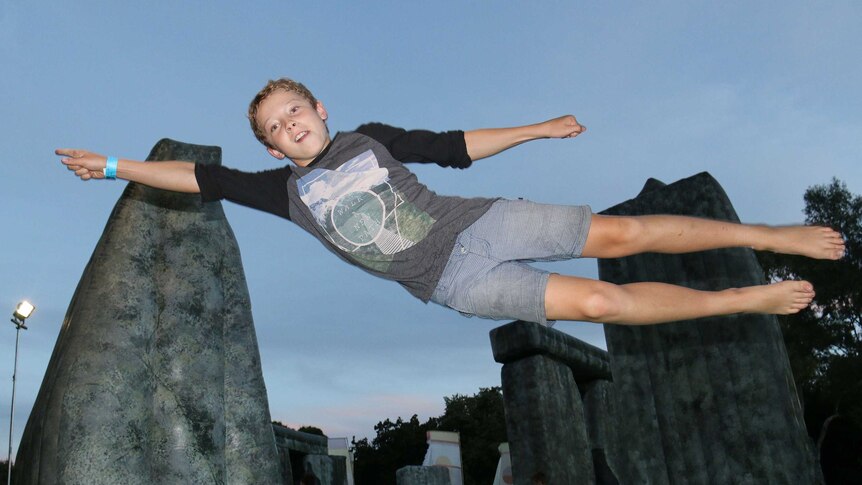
{"left": 57, "top": 148, "right": 200, "bottom": 193}
{"left": 463, "top": 115, "right": 586, "bottom": 161}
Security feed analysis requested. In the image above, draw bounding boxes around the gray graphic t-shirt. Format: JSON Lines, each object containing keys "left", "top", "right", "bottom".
{"left": 287, "top": 131, "right": 496, "bottom": 301}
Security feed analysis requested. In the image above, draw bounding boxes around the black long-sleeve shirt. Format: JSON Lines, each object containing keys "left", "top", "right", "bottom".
{"left": 194, "top": 123, "right": 473, "bottom": 220}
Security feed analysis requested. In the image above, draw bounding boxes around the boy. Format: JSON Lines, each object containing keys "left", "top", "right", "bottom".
{"left": 58, "top": 78, "right": 845, "bottom": 326}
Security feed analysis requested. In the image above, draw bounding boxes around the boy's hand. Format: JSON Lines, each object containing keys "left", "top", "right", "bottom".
{"left": 542, "top": 115, "right": 586, "bottom": 139}
{"left": 57, "top": 148, "right": 108, "bottom": 181}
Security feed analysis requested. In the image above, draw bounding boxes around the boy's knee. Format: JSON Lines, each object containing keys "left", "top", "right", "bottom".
{"left": 545, "top": 275, "right": 625, "bottom": 322}
{"left": 579, "top": 289, "right": 621, "bottom": 322}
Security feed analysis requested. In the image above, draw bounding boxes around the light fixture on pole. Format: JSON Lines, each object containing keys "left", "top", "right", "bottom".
{"left": 8, "top": 301, "right": 34, "bottom": 485}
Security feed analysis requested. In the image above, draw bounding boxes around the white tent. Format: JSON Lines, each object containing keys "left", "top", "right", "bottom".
{"left": 492, "top": 443, "right": 513, "bottom": 485}
{"left": 328, "top": 437, "right": 355, "bottom": 485}
{"left": 421, "top": 430, "right": 463, "bottom": 485}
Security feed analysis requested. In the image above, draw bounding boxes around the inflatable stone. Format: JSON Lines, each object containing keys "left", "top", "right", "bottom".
{"left": 597, "top": 172, "right": 820, "bottom": 484}
{"left": 15, "top": 139, "right": 282, "bottom": 484}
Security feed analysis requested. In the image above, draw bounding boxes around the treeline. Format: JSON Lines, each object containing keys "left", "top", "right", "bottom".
{"left": 757, "top": 178, "right": 862, "bottom": 483}
{"left": 350, "top": 387, "right": 507, "bottom": 485}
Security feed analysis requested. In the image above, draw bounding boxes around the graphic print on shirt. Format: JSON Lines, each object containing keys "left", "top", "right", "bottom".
{"left": 297, "top": 149, "right": 435, "bottom": 271}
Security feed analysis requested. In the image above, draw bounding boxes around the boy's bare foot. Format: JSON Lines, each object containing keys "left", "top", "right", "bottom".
{"left": 737, "top": 280, "right": 815, "bottom": 315}
{"left": 760, "top": 226, "right": 845, "bottom": 260}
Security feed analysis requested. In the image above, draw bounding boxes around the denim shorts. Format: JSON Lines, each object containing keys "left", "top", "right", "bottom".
{"left": 429, "top": 198, "right": 592, "bottom": 325}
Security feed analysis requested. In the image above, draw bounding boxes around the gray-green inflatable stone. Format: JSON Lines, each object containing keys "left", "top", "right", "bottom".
{"left": 597, "top": 172, "right": 820, "bottom": 484}
{"left": 14, "top": 139, "right": 282, "bottom": 484}
{"left": 396, "top": 465, "right": 451, "bottom": 485}
{"left": 303, "top": 454, "right": 347, "bottom": 485}
{"left": 490, "top": 321, "right": 611, "bottom": 484}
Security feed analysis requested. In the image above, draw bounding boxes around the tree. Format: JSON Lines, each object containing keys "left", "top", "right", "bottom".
{"left": 350, "top": 387, "right": 508, "bottom": 485}
{"left": 436, "top": 387, "right": 508, "bottom": 485}
{"left": 757, "top": 178, "right": 862, "bottom": 482}
{"left": 351, "top": 415, "right": 433, "bottom": 485}
{"left": 297, "top": 425, "right": 325, "bottom": 436}
{"left": 1, "top": 460, "right": 12, "bottom": 484}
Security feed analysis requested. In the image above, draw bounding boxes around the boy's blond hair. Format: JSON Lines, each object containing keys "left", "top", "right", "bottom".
{"left": 248, "top": 78, "right": 319, "bottom": 149}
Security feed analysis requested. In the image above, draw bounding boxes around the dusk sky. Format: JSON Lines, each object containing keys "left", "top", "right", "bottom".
{"left": 2, "top": 1, "right": 860, "bottom": 458}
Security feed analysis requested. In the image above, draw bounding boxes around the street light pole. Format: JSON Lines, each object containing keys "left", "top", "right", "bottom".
{"left": 8, "top": 302, "right": 34, "bottom": 485}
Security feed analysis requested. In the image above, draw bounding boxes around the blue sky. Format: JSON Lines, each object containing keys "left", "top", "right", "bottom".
{"left": 2, "top": 1, "right": 860, "bottom": 457}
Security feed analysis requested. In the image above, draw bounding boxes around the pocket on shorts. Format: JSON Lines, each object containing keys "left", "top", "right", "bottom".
{"left": 433, "top": 241, "right": 468, "bottom": 297}
{"left": 438, "top": 239, "right": 493, "bottom": 318}
{"left": 465, "top": 232, "right": 491, "bottom": 258}
{"left": 436, "top": 232, "right": 489, "bottom": 288}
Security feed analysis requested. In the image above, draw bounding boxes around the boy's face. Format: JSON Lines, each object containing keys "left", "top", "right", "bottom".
{"left": 256, "top": 89, "right": 330, "bottom": 167}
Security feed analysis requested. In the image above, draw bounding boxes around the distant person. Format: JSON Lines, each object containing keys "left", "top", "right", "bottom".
{"left": 57, "top": 78, "right": 845, "bottom": 327}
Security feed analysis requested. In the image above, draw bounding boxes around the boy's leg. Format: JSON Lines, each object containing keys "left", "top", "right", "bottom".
{"left": 544, "top": 274, "right": 815, "bottom": 325}
{"left": 581, "top": 214, "right": 845, "bottom": 260}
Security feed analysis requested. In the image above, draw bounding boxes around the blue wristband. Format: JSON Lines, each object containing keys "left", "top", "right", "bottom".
{"left": 104, "top": 156, "right": 118, "bottom": 179}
